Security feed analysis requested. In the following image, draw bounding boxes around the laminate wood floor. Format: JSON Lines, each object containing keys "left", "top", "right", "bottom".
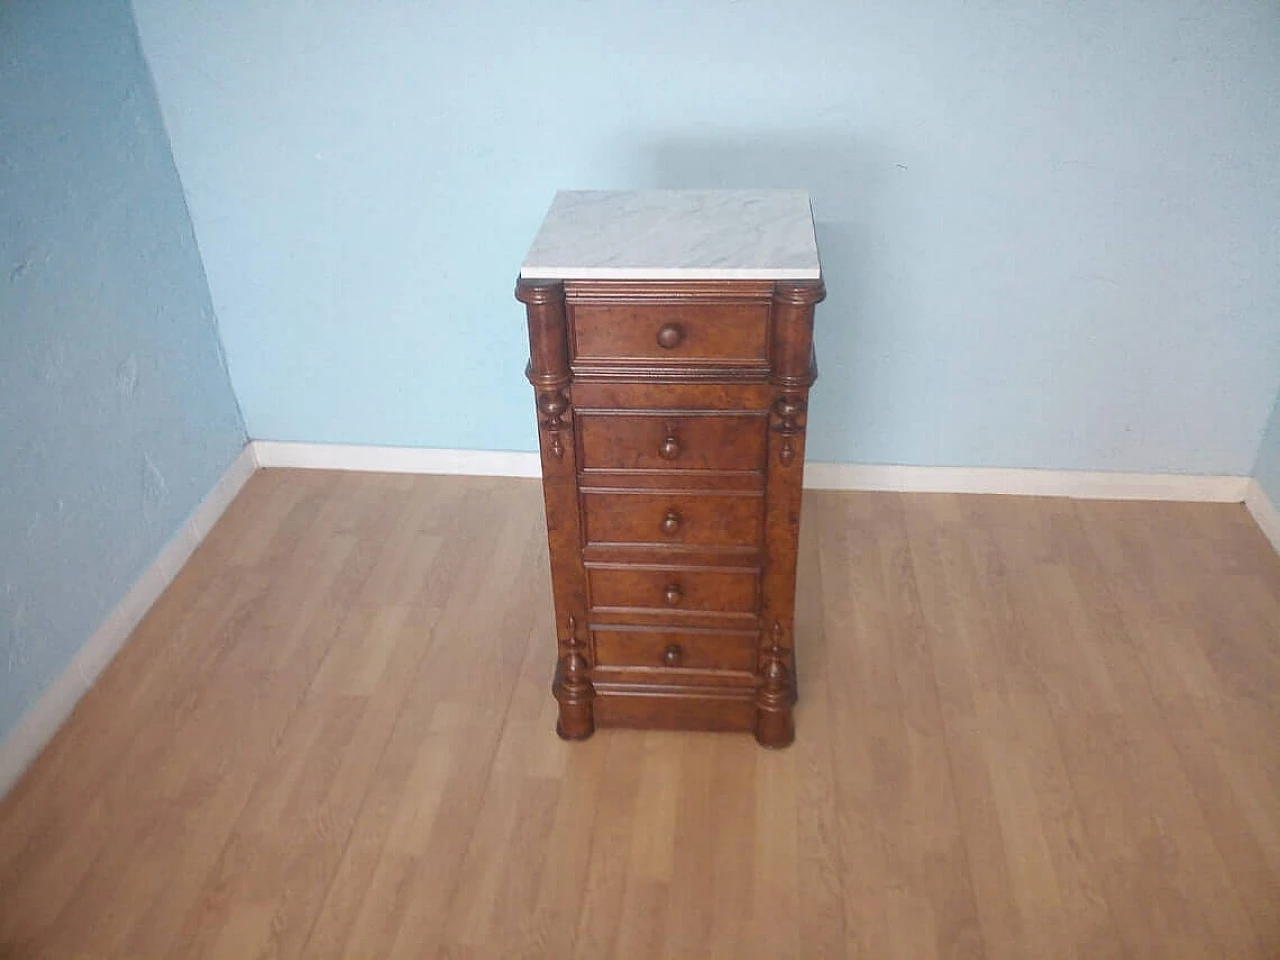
{"left": 1, "top": 469, "right": 1277, "bottom": 959}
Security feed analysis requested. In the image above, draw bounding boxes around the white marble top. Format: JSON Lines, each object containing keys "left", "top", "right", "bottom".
{"left": 520, "top": 190, "right": 821, "bottom": 281}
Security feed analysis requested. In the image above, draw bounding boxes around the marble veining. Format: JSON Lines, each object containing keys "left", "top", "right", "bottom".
{"left": 520, "top": 190, "right": 821, "bottom": 281}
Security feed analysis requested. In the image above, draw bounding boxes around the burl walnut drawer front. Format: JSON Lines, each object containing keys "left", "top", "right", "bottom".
{"left": 581, "top": 491, "right": 763, "bottom": 549}
{"left": 578, "top": 412, "right": 766, "bottom": 472}
{"left": 588, "top": 565, "right": 759, "bottom": 616}
{"left": 571, "top": 381, "right": 773, "bottom": 413}
{"left": 593, "top": 626, "right": 757, "bottom": 674}
{"left": 570, "top": 302, "right": 769, "bottom": 365}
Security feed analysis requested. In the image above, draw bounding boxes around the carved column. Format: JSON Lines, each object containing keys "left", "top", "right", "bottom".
{"left": 755, "top": 621, "right": 796, "bottom": 748}
{"left": 757, "top": 279, "right": 825, "bottom": 746}
{"left": 554, "top": 616, "right": 595, "bottom": 740}
{"left": 516, "top": 278, "right": 594, "bottom": 739}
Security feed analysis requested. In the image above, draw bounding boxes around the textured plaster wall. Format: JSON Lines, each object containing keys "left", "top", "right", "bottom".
{"left": 133, "top": 1, "right": 1280, "bottom": 474}
{"left": 0, "top": 0, "right": 246, "bottom": 742}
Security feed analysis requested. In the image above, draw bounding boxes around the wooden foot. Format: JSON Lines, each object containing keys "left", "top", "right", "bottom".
{"left": 754, "top": 622, "right": 796, "bottom": 748}
{"left": 553, "top": 615, "right": 595, "bottom": 741}
{"left": 555, "top": 716, "right": 594, "bottom": 741}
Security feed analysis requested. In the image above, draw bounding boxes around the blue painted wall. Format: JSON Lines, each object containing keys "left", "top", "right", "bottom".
{"left": 1254, "top": 391, "right": 1280, "bottom": 507}
{"left": 131, "top": 1, "right": 1280, "bottom": 474}
{"left": 0, "top": 0, "right": 246, "bottom": 742}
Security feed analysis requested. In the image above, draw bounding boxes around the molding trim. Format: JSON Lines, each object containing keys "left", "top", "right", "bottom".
{"left": 803, "top": 462, "right": 1250, "bottom": 502}
{"left": 1245, "top": 479, "right": 1280, "bottom": 556}
{"left": 252, "top": 440, "right": 542, "bottom": 478}
{"left": 0, "top": 443, "right": 258, "bottom": 799}
{"left": 250, "top": 442, "right": 1251, "bottom": 503}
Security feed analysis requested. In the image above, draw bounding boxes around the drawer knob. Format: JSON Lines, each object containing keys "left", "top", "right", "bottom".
{"left": 662, "top": 644, "right": 684, "bottom": 667}
{"left": 656, "top": 323, "right": 684, "bottom": 349}
{"left": 663, "top": 583, "right": 683, "bottom": 606}
{"left": 660, "top": 511, "right": 682, "bottom": 535}
{"left": 659, "top": 433, "right": 682, "bottom": 460}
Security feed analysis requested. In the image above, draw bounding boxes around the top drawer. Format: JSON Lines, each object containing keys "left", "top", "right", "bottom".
{"left": 569, "top": 301, "right": 769, "bottom": 367}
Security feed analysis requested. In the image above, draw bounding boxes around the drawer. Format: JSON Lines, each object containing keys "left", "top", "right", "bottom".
{"left": 572, "top": 381, "right": 772, "bottom": 412}
{"left": 570, "top": 302, "right": 769, "bottom": 365}
{"left": 588, "top": 564, "right": 759, "bottom": 615}
{"left": 578, "top": 412, "right": 766, "bottom": 472}
{"left": 592, "top": 688, "right": 756, "bottom": 731}
{"left": 593, "top": 626, "right": 757, "bottom": 673}
{"left": 581, "top": 490, "right": 763, "bottom": 548}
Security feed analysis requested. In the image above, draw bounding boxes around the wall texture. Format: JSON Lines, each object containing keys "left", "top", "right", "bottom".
{"left": 1254, "top": 390, "right": 1280, "bottom": 506}
{"left": 131, "top": 1, "right": 1280, "bottom": 474}
{"left": 0, "top": 0, "right": 246, "bottom": 742}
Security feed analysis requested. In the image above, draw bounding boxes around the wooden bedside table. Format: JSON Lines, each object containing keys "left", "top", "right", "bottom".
{"left": 516, "top": 190, "right": 824, "bottom": 747}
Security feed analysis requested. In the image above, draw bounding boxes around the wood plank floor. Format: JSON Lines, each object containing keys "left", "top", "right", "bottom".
{"left": 1, "top": 469, "right": 1278, "bottom": 959}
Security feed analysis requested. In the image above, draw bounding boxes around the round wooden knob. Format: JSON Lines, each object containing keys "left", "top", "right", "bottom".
{"left": 660, "top": 511, "right": 682, "bottom": 535}
{"left": 659, "top": 434, "right": 681, "bottom": 460}
{"left": 663, "top": 583, "right": 683, "bottom": 606}
{"left": 662, "top": 644, "right": 683, "bottom": 667}
{"left": 656, "top": 323, "right": 684, "bottom": 349}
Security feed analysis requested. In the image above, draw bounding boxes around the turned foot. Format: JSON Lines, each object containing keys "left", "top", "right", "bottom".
{"left": 553, "top": 615, "right": 595, "bottom": 740}
{"left": 755, "top": 621, "right": 796, "bottom": 748}
{"left": 555, "top": 716, "right": 593, "bottom": 741}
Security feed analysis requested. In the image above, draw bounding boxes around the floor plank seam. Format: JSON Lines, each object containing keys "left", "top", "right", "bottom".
{"left": 1070, "top": 503, "right": 1267, "bottom": 956}
{"left": 420, "top": 519, "right": 559, "bottom": 956}
{"left": 900, "top": 497, "right": 995, "bottom": 960}
{"left": 295, "top": 613, "right": 446, "bottom": 956}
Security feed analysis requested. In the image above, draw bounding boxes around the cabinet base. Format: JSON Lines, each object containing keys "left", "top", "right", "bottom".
{"left": 564, "top": 682, "right": 796, "bottom": 747}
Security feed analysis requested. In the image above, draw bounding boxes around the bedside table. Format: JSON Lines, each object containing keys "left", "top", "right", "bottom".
{"left": 516, "top": 190, "right": 824, "bottom": 747}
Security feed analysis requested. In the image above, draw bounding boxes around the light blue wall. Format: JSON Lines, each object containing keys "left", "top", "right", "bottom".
{"left": 1254, "top": 390, "right": 1280, "bottom": 506}
{"left": 1, "top": 0, "right": 246, "bottom": 741}
{"left": 131, "top": 1, "right": 1280, "bottom": 474}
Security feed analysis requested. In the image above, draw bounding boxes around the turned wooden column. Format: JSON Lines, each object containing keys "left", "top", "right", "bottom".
{"left": 756, "top": 279, "right": 825, "bottom": 747}
{"left": 516, "top": 277, "right": 594, "bottom": 740}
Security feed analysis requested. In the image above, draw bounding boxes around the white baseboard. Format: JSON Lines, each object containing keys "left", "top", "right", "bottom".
{"left": 802, "top": 462, "right": 1251, "bottom": 501}
{"left": 1245, "top": 479, "right": 1280, "bottom": 556}
{"left": 251, "top": 441, "right": 1251, "bottom": 503}
{"left": 252, "top": 440, "right": 542, "bottom": 478}
{"left": 0, "top": 443, "right": 258, "bottom": 799}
